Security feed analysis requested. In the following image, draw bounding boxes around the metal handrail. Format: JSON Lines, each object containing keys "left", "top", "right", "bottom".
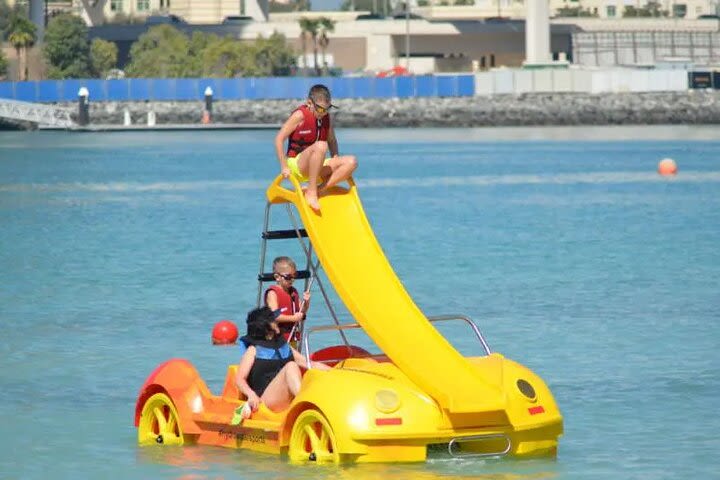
{"left": 255, "top": 202, "right": 272, "bottom": 307}
{"left": 426, "top": 314, "right": 492, "bottom": 355}
{"left": 303, "top": 314, "right": 491, "bottom": 368}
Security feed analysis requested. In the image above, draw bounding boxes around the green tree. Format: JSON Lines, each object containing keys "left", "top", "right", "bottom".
{"left": 251, "top": 32, "right": 296, "bottom": 76}
{"left": 201, "top": 33, "right": 296, "bottom": 77}
{"left": 0, "top": 0, "right": 26, "bottom": 40}
{"left": 185, "top": 31, "right": 218, "bottom": 76}
{"left": 90, "top": 38, "right": 118, "bottom": 78}
{"left": 44, "top": 14, "right": 92, "bottom": 79}
{"left": 201, "top": 37, "right": 243, "bottom": 77}
{"left": 298, "top": 17, "right": 319, "bottom": 75}
{"left": 0, "top": 48, "right": 8, "bottom": 79}
{"left": 7, "top": 14, "right": 37, "bottom": 81}
{"left": 556, "top": 6, "right": 598, "bottom": 17}
{"left": 318, "top": 17, "right": 335, "bottom": 75}
{"left": 125, "top": 26, "right": 296, "bottom": 78}
{"left": 125, "top": 25, "right": 191, "bottom": 77}
{"left": 623, "top": 1, "right": 667, "bottom": 17}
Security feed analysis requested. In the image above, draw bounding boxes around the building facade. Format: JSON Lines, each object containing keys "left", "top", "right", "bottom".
{"left": 8, "top": 0, "right": 720, "bottom": 23}
{"left": 548, "top": 0, "right": 719, "bottom": 19}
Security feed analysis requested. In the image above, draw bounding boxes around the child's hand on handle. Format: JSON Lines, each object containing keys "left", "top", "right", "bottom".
{"left": 300, "top": 291, "right": 310, "bottom": 319}
{"left": 281, "top": 166, "right": 291, "bottom": 178}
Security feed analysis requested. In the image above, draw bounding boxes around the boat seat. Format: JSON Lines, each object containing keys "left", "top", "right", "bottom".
{"left": 221, "top": 362, "right": 310, "bottom": 401}
{"left": 222, "top": 345, "right": 370, "bottom": 400}
{"left": 221, "top": 365, "right": 245, "bottom": 400}
{"left": 310, "top": 344, "right": 372, "bottom": 367}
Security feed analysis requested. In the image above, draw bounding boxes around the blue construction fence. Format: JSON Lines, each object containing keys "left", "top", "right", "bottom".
{"left": 0, "top": 75, "right": 476, "bottom": 103}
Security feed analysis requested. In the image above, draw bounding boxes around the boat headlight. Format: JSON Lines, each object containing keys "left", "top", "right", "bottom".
{"left": 375, "top": 389, "right": 401, "bottom": 413}
{"left": 516, "top": 379, "right": 537, "bottom": 402}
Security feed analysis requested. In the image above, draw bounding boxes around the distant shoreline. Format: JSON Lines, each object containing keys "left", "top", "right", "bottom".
{"left": 4, "top": 91, "right": 720, "bottom": 130}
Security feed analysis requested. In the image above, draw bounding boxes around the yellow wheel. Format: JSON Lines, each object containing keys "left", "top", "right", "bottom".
{"left": 137, "top": 392, "right": 184, "bottom": 446}
{"left": 288, "top": 409, "right": 340, "bottom": 464}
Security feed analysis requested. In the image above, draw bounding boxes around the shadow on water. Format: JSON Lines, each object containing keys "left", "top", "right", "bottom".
{"left": 136, "top": 445, "right": 561, "bottom": 480}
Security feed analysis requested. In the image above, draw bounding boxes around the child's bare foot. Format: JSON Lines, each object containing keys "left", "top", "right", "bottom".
{"left": 304, "top": 191, "right": 321, "bottom": 211}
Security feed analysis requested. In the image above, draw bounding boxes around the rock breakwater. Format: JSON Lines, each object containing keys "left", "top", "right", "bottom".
{"left": 43, "top": 90, "right": 720, "bottom": 128}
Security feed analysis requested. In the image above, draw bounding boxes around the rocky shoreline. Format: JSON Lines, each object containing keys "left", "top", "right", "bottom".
{"left": 5, "top": 91, "right": 720, "bottom": 129}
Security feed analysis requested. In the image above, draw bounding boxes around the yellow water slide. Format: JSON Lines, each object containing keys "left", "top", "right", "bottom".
{"left": 266, "top": 177, "right": 505, "bottom": 414}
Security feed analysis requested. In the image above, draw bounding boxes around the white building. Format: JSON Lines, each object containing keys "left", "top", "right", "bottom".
{"left": 65, "top": 0, "right": 264, "bottom": 25}
{"left": 548, "top": 0, "right": 720, "bottom": 19}
{"left": 61, "top": 0, "right": 720, "bottom": 24}
{"left": 9, "top": 0, "right": 720, "bottom": 24}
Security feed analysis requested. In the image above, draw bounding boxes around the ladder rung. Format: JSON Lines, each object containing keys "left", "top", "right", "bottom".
{"left": 258, "top": 270, "right": 311, "bottom": 282}
{"left": 262, "top": 229, "right": 308, "bottom": 240}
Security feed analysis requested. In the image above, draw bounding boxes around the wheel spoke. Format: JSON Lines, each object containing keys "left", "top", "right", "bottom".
{"left": 167, "top": 415, "right": 177, "bottom": 435}
{"left": 153, "top": 407, "right": 167, "bottom": 432}
{"left": 303, "top": 424, "right": 320, "bottom": 450}
{"left": 319, "top": 428, "right": 328, "bottom": 447}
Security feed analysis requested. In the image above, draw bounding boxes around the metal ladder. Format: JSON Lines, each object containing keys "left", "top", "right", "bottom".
{"left": 255, "top": 201, "right": 349, "bottom": 351}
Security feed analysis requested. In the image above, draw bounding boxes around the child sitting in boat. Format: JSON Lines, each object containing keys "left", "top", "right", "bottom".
{"left": 235, "top": 307, "right": 329, "bottom": 414}
{"left": 264, "top": 256, "right": 309, "bottom": 345}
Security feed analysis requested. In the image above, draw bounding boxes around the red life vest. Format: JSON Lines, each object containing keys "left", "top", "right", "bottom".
{"left": 264, "top": 285, "right": 300, "bottom": 341}
{"left": 286, "top": 104, "right": 330, "bottom": 158}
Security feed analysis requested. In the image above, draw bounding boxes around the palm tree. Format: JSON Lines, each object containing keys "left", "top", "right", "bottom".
{"left": 7, "top": 15, "right": 37, "bottom": 81}
{"left": 298, "top": 17, "right": 319, "bottom": 76}
{"left": 298, "top": 18, "right": 310, "bottom": 74}
{"left": 318, "top": 17, "right": 335, "bottom": 75}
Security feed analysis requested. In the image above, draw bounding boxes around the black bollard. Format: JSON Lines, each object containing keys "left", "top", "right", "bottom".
{"left": 203, "top": 86, "right": 213, "bottom": 124}
{"left": 78, "top": 87, "right": 90, "bottom": 126}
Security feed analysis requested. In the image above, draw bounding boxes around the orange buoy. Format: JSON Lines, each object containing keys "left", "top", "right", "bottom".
{"left": 658, "top": 158, "right": 677, "bottom": 176}
{"left": 212, "top": 320, "right": 238, "bottom": 345}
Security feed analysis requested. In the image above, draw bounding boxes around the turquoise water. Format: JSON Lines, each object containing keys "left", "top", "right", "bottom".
{"left": 1, "top": 126, "right": 719, "bottom": 479}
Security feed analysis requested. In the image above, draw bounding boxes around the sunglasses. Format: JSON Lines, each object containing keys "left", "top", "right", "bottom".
{"left": 311, "top": 99, "right": 333, "bottom": 115}
{"left": 276, "top": 272, "right": 296, "bottom": 281}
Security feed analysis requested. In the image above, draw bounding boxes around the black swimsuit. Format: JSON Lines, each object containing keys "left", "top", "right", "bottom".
{"left": 240, "top": 336, "right": 293, "bottom": 396}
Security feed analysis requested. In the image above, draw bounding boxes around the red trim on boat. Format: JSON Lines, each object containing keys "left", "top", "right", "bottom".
{"left": 375, "top": 417, "right": 402, "bottom": 426}
{"left": 528, "top": 406, "right": 545, "bottom": 415}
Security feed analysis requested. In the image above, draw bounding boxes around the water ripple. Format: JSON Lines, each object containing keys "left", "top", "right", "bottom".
{"left": 2, "top": 171, "right": 719, "bottom": 194}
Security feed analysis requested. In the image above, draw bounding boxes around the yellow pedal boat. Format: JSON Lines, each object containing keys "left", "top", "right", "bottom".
{"left": 134, "top": 176, "right": 563, "bottom": 463}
